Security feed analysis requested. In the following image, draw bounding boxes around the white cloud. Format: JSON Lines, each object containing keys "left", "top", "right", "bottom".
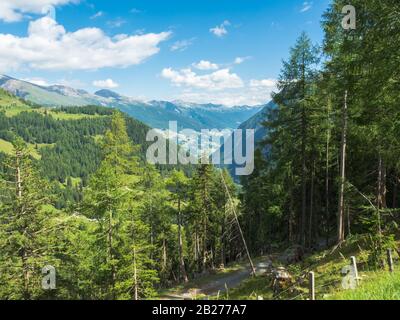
{"left": 93, "top": 79, "right": 119, "bottom": 89}
{"left": 192, "top": 60, "right": 219, "bottom": 71}
{"left": 0, "top": 17, "right": 171, "bottom": 72}
{"left": 234, "top": 56, "right": 251, "bottom": 65}
{"left": 90, "top": 11, "right": 104, "bottom": 19}
{"left": 22, "top": 77, "right": 50, "bottom": 87}
{"left": 166, "top": 75, "right": 277, "bottom": 106}
{"left": 161, "top": 67, "right": 243, "bottom": 91}
{"left": 249, "top": 79, "right": 277, "bottom": 88}
{"left": 210, "top": 20, "right": 230, "bottom": 38}
{"left": 56, "top": 78, "right": 86, "bottom": 88}
{"left": 175, "top": 83, "right": 276, "bottom": 107}
{"left": 170, "top": 38, "right": 195, "bottom": 52}
{"left": 0, "top": 0, "right": 78, "bottom": 22}
{"left": 300, "top": 1, "right": 313, "bottom": 13}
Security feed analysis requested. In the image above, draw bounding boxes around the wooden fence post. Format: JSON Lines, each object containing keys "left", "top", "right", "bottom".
{"left": 350, "top": 256, "right": 359, "bottom": 286}
{"left": 387, "top": 249, "right": 394, "bottom": 273}
{"left": 309, "top": 271, "right": 315, "bottom": 300}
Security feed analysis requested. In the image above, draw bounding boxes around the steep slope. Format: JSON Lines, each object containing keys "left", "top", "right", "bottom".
{"left": 0, "top": 87, "right": 33, "bottom": 116}
{"left": 214, "top": 101, "right": 276, "bottom": 179}
{"left": 0, "top": 90, "right": 150, "bottom": 183}
{"left": 238, "top": 100, "right": 276, "bottom": 143}
{"left": 0, "top": 75, "right": 98, "bottom": 106}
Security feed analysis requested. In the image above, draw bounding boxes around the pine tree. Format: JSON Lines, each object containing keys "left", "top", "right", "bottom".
{"left": 269, "top": 32, "right": 320, "bottom": 246}
{"left": 83, "top": 112, "right": 157, "bottom": 299}
{"left": 0, "top": 138, "right": 56, "bottom": 299}
{"left": 166, "top": 170, "right": 189, "bottom": 282}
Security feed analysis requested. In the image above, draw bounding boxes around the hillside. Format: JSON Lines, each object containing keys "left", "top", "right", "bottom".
{"left": 0, "top": 75, "right": 263, "bottom": 131}
{"left": 0, "top": 89, "right": 151, "bottom": 208}
{"left": 213, "top": 100, "right": 275, "bottom": 179}
{"left": 224, "top": 236, "right": 400, "bottom": 300}
{"left": 238, "top": 100, "right": 276, "bottom": 144}
{"left": 0, "top": 87, "right": 34, "bottom": 116}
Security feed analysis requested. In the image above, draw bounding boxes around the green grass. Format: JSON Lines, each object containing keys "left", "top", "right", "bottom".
{"left": 0, "top": 89, "right": 104, "bottom": 120}
{"left": 36, "top": 109, "right": 103, "bottom": 120}
{"left": 327, "top": 270, "right": 400, "bottom": 300}
{"left": 226, "top": 236, "right": 400, "bottom": 300}
{"left": 0, "top": 138, "right": 53, "bottom": 160}
{"left": 0, "top": 138, "right": 14, "bottom": 154}
{"left": 69, "top": 177, "right": 82, "bottom": 187}
{"left": 225, "top": 275, "right": 275, "bottom": 300}
{"left": 0, "top": 89, "right": 32, "bottom": 116}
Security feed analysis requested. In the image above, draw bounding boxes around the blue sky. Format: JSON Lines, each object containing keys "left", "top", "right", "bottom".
{"left": 0, "top": 0, "right": 331, "bottom": 105}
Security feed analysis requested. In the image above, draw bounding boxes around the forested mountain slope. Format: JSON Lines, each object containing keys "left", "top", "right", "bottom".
{"left": 238, "top": 100, "right": 276, "bottom": 143}
{"left": 0, "top": 89, "right": 150, "bottom": 208}
{"left": 0, "top": 99, "right": 245, "bottom": 299}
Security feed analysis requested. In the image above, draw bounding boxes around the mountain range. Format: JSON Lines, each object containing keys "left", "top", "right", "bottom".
{"left": 0, "top": 75, "right": 264, "bottom": 131}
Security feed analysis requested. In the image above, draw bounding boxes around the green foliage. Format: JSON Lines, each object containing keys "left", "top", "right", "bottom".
{"left": 241, "top": 0, "right": 400, "bottom": 255}
{"left": 328, "top": 270, "right": 400, "bottom": 300}
{"left": 0, "top": 139, "right": 57, "bottom": 299}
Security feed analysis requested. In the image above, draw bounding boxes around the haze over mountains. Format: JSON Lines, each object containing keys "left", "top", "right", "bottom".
{"left": 0, "top": 75, "right": 265, "bottom": 131}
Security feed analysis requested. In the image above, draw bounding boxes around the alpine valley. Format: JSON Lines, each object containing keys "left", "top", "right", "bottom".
{"left": 0, "top": 75, "right": 264, "bottom": 131}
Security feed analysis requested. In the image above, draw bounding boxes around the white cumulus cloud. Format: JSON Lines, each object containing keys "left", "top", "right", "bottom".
{"left": 0, "top": 17, "right": 171, "bottom": 72}
{"left": 209, "top": 20, "right": 230, "bottom": 38}
{"left": 0, "top": 0, "right": 78, "bottom": 22}
{"left": 250, "top": 79, "right": 277, "bottom": 88}
{"left": 93, "top": 79, "right": 119, "bottom": 89}
{"left": 192, "top": 60, "right": 219, "bottom": 71}
{"left": 164, "top": 70, "right": 277, "bottom": 106}
{"left": 161, "top": 67, "right": 244, "bottom": 91}
{"left": 175, "top": 78, "right": 276, "bottom": 106}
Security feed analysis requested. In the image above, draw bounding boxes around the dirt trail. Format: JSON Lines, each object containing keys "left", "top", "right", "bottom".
{"left": 161, "top": 258, "right": 271, "bottom": 300}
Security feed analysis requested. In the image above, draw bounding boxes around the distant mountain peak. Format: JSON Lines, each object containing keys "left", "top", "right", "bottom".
{"left": 48, "top": 85, "right": 89, "bottom": 97}
{"left": 94, "top": 89, "right": 122, "bottom": 100}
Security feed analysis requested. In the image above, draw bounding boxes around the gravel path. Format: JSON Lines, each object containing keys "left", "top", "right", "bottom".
{"left": 161, "top": 258, "right": 271, "bottom": 300}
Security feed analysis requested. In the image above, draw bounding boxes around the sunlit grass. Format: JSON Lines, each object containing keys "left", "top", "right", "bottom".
{"left": 326, "top": 270, "right": 400, "bottom": 300}
{"left": 0, "top": 138, "right": 53, "bottom": 160}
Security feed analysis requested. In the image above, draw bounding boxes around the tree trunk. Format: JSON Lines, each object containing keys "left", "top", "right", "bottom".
{"left": 288, "top": 181, "right": 295, "bottom": 244}
{"left": 108, "top": 209, "right": 116, "bottom": 298}
{"left": 202, "top": 217, "right": 207, "bottom": 273}
{"left": 177, "top": 198, "right": 188, "bottom": 283}
{"left": 162, "top": 238, "right": 167, "bottom": 271}
{"left": 133, "top": 243, "right": 138, "bottom": 301}
{"left": 300, "top": 52, "right": 308, "bottom": 247}
{"left": 194, "top": 231, "right": 198, "bottom": 262}
{"left": 393, "top": 175, "right": 399, "bottom": 208}
{"left": 346, "top": 203, "right": 351, "bottom": 236}
{"left": 150, "top": 223, "right": 154, "bottom": 260}
{"left": 376, "top": 154, "right": 386, "bottom": 239}
{"left": 325, "top": 98, "right": 331, "bottom": 246}
{"left": 210, "top": 247, "right": 215, "bottom": 269}
{"left": 377, "top": 155, "right": 387, "bottom": 209}
{"left": 21, "top": 249, "right": 30, "bottom": 300}
{"left": 16, "top": 150, "right": 22, "bottom": 198}
{"left": 308, "top": 159, "right": 315, "bottom": 248}
{"left": 337, "top": 90, "right": 348, "bottom": 244}
{"left": 300, "top": 108, "right": 307, "bottom": 247}
{"left": 220, "top": 212, "right": 226, "bottom": 268}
